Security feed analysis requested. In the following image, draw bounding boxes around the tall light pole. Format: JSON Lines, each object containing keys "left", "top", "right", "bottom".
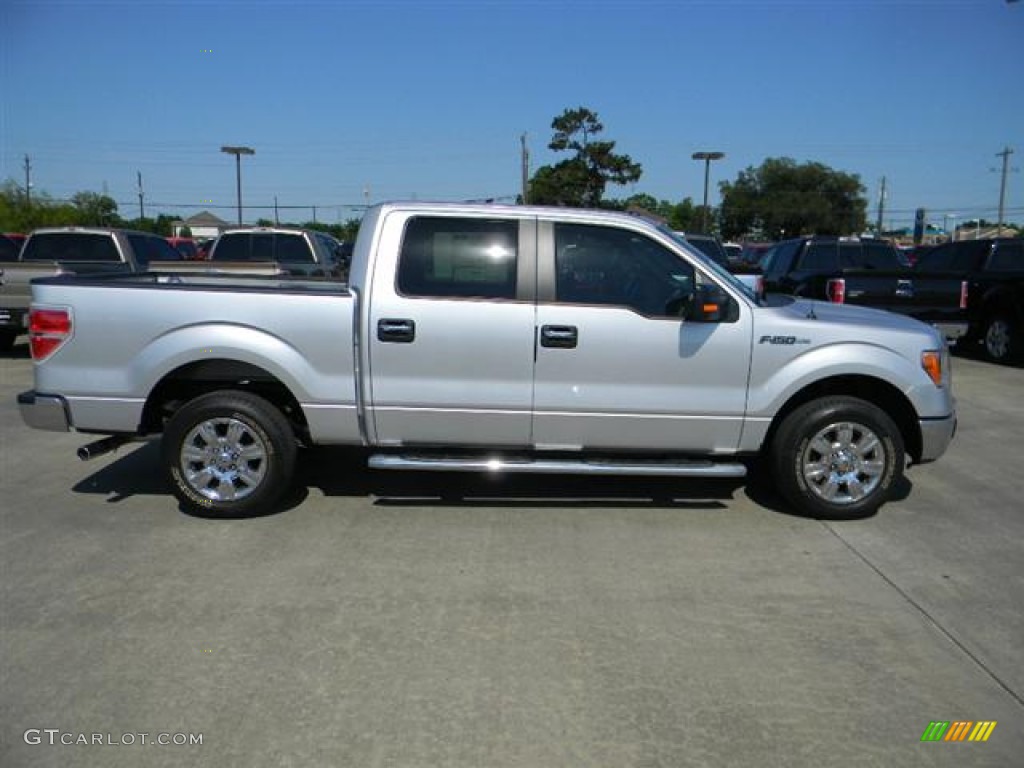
{"left": 995, "top": 146, "right": 1014, "bottom": 237}
{"left": 692, "top": 151, "right": 725, "bottom": 232}
{"left": 221, "top": 145, "right": 254, "bottom": 224}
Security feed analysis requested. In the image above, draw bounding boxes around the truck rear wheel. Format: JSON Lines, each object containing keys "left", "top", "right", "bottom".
{"left": 982, "top": 313, "right": 1021, "bottom": 363}
{"left": 162, "top": 390, "right": 296, "bottom": 517}
{"left": 771, "top": 397, "right": 904, "bottom": 520}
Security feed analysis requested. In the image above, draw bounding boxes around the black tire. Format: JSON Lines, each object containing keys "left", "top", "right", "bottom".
{"left": 162, "top": 390, "right": 297, "bottom": 518}
{"left": 771, "top": 396, "right": 904, "bottom": 520}
{"left": 0, "top": 329, "right": 17, "bottom": 353}
{"left": 982, "top": 313, "right": 1021, "bottom": 364}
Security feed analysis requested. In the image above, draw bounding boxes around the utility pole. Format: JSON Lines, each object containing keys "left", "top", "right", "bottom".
{"left": 520, "top": 133, "right": 530, "bottom": 204}
{"left": 137, "top": 171, "right": 145, "bottom": 220}
{"left": 312, "top": 205, "right": 317, "bottom": 224}
{"left": 875, "top": 176, "right": 886, "bottom": 237}
{"left": 995, "top": 146, "right": 1014, "bottom": 237}
{"left": 274, "top": 196, "right": 279, "bottom": 225}
{"left": 23, "top": 154, "right": 32, "bottom": 207}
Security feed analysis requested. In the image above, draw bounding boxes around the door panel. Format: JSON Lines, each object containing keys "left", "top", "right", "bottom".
{"left": 532, "top": 222, "right": 751, "bottom": 453}
{"left": 367, "top": 213, "right": 537, "bottom": 447}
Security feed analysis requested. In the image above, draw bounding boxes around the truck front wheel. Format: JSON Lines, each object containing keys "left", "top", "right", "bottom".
{"left": 771, "top": 397, "right": 904, "bottom": 520}
{"left": 162, "top": 390, "right": 297, "bottom": 517}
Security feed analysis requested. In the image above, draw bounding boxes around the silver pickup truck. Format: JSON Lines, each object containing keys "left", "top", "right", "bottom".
{"left": 18, "top": 202, "right": 956, "bottom": 520}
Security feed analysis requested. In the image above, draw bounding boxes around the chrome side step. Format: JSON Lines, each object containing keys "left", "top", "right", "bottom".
{"left": 368, "top": 454, "right": 747, "bottom": 478}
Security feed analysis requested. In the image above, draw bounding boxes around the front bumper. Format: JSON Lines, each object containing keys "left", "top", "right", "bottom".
{"left": 18, "top": 390, "right": 71, "bottom": 432}
{"left": 918, "top": 411, "right": 957, "bottom": 463}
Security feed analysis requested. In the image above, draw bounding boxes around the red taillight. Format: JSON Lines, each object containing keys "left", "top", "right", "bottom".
{"left": 29, "top": 307, "right": 72, "bottom": 361}
{"left": 960, "top": 280, "right": 969, "bottom": 310}
{"left": 825, "top": 278, "right": 846, "bottom": 304}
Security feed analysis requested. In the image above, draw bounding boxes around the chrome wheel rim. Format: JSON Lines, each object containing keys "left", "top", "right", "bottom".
{"left": 801, "top": 421, "right": 885, "bottom": 505}
{"left": 180, "top": 417, "right": 268, "bottom": 502}
{"left": 985, "top": 320, "right": 1009, "bottom": 359}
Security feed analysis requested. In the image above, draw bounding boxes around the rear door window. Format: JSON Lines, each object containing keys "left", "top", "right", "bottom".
{"left": 397, "top": 217, "right": 518, "bottom": 300}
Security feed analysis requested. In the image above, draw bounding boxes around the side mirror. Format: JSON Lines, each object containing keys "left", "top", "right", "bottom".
{"left": 693, "top": 283, "right": 732, "bottom": 322}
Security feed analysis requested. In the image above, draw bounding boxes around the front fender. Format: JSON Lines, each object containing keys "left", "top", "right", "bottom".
{"left": 747, "top": 341, "right": 949, "bottom": 420}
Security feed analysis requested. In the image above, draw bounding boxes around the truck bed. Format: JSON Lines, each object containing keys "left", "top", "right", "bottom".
{"left": 29, "top": 272, "right": 360, "bottom": 443}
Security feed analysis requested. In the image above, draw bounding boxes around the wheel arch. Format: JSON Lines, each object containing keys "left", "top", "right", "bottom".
{"left": 140, "top": 358, "right": 308, "bottom": 439}
{"left": 762, "top": 374, "right": 922, "bottom": 463}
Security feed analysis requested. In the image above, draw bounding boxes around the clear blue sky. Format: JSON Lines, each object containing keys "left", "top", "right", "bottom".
{"left": 2, "top": 0, "right": 1022, "bottom": 230}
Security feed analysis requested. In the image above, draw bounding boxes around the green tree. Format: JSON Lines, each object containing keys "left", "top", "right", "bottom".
{"left": 529, "top": 107, "right": 642, "bottom": 207}
{"left": 617, "top": 194, "right": 698, "bottom": 231}
{"left": 71, "top": 191, "right": 121, "bottom": 226}
{"left": 719, "top": 157, "right": 867, "bottom": 240}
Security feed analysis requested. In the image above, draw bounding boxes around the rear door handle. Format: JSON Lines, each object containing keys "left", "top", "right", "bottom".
{"left": 540, "top": 324, "right": 578, "bottom": 349}
{"left": 377, "top": 318, "right": 416, "bottom": 343}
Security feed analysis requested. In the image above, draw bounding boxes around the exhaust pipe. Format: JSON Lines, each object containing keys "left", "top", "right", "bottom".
{"left": 77, "top": 435, "right": 133, "bottom": 461}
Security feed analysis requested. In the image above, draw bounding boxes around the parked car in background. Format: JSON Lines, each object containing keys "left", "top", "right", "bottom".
{"left": 196, "top": 238, "right": 215, "bottom": 260}
{"left": 166, "top": 236, "right": 200, "bottom": 260}
{"left": 723, "top": 241, "right": 743, "bottom": 265}
{"left": 741, "top": 246, "right": 770, "bottom": 274}
{"left": 153, "top": 227, "right": 349, "bottom": 279}
{"left": 3, "top": 233, "right": 27, "bottom": 255}
{"left": 758, "top": 235, "right": 968, "bottom": 342}
{"left": 913, "top": 238, "right": 1024, "bottom": 363}
{"left": 1, "top": 234, "right": 22, "bottom": 261}
{"left": 672, "top": 232, "right": 762, "bottom": 295}
{"left": 0, "top": 227, "right": 182, "bottom": 352}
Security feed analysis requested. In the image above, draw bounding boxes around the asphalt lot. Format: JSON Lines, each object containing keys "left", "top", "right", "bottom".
{"left": 1, "top": 341, "right": 1022, "bottom": 767}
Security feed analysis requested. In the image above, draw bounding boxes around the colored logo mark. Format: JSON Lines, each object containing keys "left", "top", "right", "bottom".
{"left": 921, "top": 721, "right": 997, "bottom": 742}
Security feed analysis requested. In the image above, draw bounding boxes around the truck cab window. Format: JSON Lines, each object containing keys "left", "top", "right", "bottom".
{"left": 553, "top": 223, "right": 726, "bottom": 321}
{"left": 397, "top": 217, "right": 518, "bottom": 300}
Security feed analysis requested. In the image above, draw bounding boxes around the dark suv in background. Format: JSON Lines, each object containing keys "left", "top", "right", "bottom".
{"left": 913, "top": 238, "right": 1024, "bottom": 363}
{"left": 758, "top": 235, "right": 968, "bottom": 342}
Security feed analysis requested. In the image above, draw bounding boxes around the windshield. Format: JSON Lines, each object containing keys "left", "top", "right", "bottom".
{"left": 661, "top": 227, "right": 762, "bottom": 305}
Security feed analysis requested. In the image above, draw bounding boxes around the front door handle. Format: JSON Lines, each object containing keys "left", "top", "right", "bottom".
{"left": 540, "top": 324, "right": 578, "bottom": 349}
{"left": 377, "top": 318, "right": 416, "bottom": 343}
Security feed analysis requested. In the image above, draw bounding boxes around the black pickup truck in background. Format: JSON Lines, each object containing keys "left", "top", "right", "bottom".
{"left": 0, "top": 227, "right": 182, "bottom": 352}
{"left": 759, "top": 236, "right": 968, "bottom": 342}
{"left": 913, "top": 238, "right": 1024, "bottom": 363}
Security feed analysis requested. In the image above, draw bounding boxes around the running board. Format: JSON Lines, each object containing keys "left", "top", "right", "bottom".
{"left": 368, "top": 454, "right": 747, "bottom": 478}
